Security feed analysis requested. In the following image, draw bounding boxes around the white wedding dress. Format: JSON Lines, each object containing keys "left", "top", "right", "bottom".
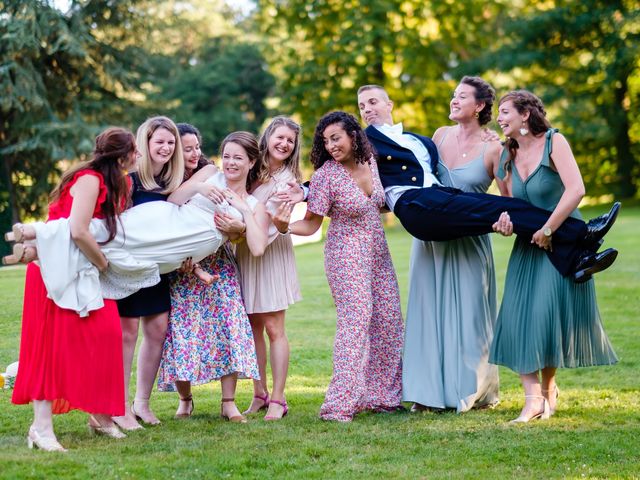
{"left": 32, "top": 172, "right": 256, "bottom": 316}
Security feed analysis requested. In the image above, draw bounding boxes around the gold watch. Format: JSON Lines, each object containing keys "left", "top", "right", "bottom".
{"left": 543, "top": 226, "right": 552, "bottom": 237}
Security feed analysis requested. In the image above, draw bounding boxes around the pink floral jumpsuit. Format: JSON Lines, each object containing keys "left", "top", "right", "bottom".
{"left": 308, "top": 158, "right": 404, "bottom": 422}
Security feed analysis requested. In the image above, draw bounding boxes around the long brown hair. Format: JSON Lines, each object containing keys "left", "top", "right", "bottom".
{"left": 50, "top": 127, "right": 134, "bottom": 243}
{"left": 219, "top": 131, "right": 260, "bottom": 191}
{"left": 499, "top": 90, "right": 552, "bottom": 174}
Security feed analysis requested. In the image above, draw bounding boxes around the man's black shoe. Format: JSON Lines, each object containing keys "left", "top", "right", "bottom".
{"left": 574, "top": 248, "right": 618, "bottom": 283}
{"left": 583, "top": 202, "right": 621, "bottom": 250}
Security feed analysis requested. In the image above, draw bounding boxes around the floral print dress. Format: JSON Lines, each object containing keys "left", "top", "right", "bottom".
{"left": 308, "top": 159, "right": 404, "bottom": 422}
{"left": 157, "top": 245, "right": 259, "bottom": 391}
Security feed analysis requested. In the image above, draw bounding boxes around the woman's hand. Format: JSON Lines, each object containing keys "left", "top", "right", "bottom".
{"left": 492, "top": 211, "right": 514, "bottom": 237}
{"left": 272, "top": 201, "right": 294, "bottom": 234}
{"left": 224, "top": 189, "right": 251, "bottom": 215}
{"left": 199, "top": 183, "right": 225, "bottom": 204}
{"left": 532, "top": 228, "right": 552, "bottom": 251}
{"left": 215, "top": 213, "right": 245, "bottom": 234}
{"left": 275, "top": 182, "right": 305, "bottom": 204}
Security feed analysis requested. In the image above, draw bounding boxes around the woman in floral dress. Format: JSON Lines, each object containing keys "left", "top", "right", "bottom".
{"left": 157, "top": 125, "right": 260, "bottom": 423}
{"left": 282, "top": 111, "right": 404, "bottom": 422}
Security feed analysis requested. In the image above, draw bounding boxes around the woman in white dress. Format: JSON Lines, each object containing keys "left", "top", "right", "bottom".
{"left": 6, "top": 131, "right": 269, "bottom": 317}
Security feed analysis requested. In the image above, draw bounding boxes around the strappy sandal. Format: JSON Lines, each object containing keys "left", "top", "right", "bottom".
{"left": 264, "top": 398, "right": 288, "bottom": 421}
{"left": 221, "top": 398, "right": 247, "bottom": 423}
{"left": 2, "top": 243, "right": 36, "bottom": 265}
{"left": 509, "top": 395, "right": 550, "bottom": 423}
{"left": 242, "top": 392, "right": 269, "bottom": 415}
{"left": 4, "top": 223, "right": 25, "bottom": 242}
{"left": 175, "top": 394, "right": 194, "bottom": 419}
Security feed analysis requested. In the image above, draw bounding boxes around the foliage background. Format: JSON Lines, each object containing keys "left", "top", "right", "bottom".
{"left": 1, "top": 0, "right": 639, "bottom": 255}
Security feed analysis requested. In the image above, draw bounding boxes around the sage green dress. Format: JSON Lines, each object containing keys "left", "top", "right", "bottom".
{"left": 489, "top": 129, "right": 617, "bottom": 373}
{"left": 402, "top": 132, "right": 500, "bottom": 412}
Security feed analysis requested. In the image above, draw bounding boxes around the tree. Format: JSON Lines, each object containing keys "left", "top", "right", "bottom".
{"left": 462, "top": 0, "right": 640, "bottom": 197}
{"left": 0, "top": 0, "right": 156, "bottom": 254}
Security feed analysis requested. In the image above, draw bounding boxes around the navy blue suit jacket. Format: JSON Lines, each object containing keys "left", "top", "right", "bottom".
{"left": 364, "top": 125, "right": 439, "bottom": 190}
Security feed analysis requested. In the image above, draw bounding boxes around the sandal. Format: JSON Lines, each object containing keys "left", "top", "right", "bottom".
{"left": 131, "top": 398, "right": 161, "bottom": 425}
{"left": 4, "top": 223, "right": 25, "bottom": 243}
{"left": 264, "top": 398, "right": 288, "bottom": 421}
{"left": 542, "top": 386, "right": 560, "bottom": 416}
{"left": 175, "top": 394, "right": 194, "bottom": 419}
{"left": 2, "top": 243, "right": 36, "bottom": 265}
{"left": 221, "top": 397, "right": 247, "bottom": 423}
{"left": 509, "top": 395, "right": 550, "bottom": 423}
{"left": 242, "top": 392, "right": 269, "bottom": 415}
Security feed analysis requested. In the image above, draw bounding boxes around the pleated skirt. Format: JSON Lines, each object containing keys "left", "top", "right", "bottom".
{"left": 490, "top": 237, "right": 618, "bottom": 374}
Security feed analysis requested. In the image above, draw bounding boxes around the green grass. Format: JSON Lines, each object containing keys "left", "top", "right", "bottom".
{"left": 1, "top": 205, "right": 639, "bottom": 479}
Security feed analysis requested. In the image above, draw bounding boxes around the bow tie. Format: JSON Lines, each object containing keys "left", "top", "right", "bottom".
{"left": 381, "top": 123, "right": 404, "bottom": 137}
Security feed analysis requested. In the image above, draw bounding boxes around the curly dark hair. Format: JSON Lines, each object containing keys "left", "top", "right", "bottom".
{"left": 310, "top": 111, "right": 374, "bottom": 170}
{"left": 499, "top": 90, "right": 552, "bottom": 173}
{"left": 460, "top": 75, "right": 495, "bottom": 126}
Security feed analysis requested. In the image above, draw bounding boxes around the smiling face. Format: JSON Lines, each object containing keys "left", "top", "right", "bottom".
{"left": 148, "top": 127, "right": 176, "bottom": 174}
{"left": 267, "top": 125, "right": 297, "bottom": 167}
{"left": 449, "top": 83, "right": 482, "bottom": 123}
{"left": 323, "top": 123, "right": 354, "bottom": 164}
{"left": 181, "top": 133, "right": 201, "bottom": 172}
{"left": 221, "top": 141, "right": 253, "bottom": 184}
{"left": 497, "top": 99, "right": 529, "bottom": 138}
{"left": 357, "top": 88, "right": 394, "bottom": 127}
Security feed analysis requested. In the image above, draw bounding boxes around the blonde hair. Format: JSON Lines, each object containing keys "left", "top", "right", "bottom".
{"left": 135, "top": 116, "right": 184, "bottom": 194}
{"left": 257, "top": 116, "right": 302, "bottom": 184}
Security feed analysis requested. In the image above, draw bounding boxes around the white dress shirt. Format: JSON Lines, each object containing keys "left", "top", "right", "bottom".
{"left": 375, "top": 123, "right": 441, "bottom": 210}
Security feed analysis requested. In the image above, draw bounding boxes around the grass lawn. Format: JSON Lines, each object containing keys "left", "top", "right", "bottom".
{"left": 0, "top": 204, "right": 639, "bottom": 479}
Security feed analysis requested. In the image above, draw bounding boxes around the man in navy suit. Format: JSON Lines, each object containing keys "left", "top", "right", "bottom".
{"left": 357, "top": 84, "right": 618, "bottom": 283}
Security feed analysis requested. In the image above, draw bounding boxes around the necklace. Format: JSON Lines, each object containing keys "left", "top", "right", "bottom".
{"left": 455, "top": 129, "right": 480, "bottom": 160}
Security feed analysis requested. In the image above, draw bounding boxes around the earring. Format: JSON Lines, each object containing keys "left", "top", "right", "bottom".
{"left": 519, "top": 122, "right": 529, "bottom": 136}
{"left": 353, "top": 142, "right": 359, "bottom": 152}
{"left": 474, "top": 111, "right": 480, "bottom": 119}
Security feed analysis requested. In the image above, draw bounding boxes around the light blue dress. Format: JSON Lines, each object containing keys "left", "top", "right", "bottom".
{"left": 402, "top": 132, "right": 500, "bottom": 412}
{"left": 490, "top": 129, "right": 618, "bottom": 373}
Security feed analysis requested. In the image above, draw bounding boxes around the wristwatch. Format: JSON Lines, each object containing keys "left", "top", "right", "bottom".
{"left": 543, "top": 226, "right": 552, "bottom": 237}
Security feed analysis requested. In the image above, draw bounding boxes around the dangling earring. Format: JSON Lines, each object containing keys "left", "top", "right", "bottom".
{"left": 519, "top": 122, "right": 529, "bottom": 136}
{"left": 474, "top": 111, "right": 480, "bottom": 119}
{"left": 353, "top": 142, "right": 359, "bottom": 152}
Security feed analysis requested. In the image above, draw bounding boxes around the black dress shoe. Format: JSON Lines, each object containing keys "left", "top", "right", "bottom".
{"left": 583, "top": 202, "right": 621, "bottom": 250}
{"left": 574, "top": 248, "right": 618, "bottom": 283}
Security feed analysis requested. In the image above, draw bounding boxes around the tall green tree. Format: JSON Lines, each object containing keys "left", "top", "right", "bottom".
{"left": 462, "top": 0, "right": 640, "bottom": 197}
{"left": 0, "top": 0, "right": 155, "bottom": 250}
{"left": 254, "top": 0, "right": 507, "bottom": 147}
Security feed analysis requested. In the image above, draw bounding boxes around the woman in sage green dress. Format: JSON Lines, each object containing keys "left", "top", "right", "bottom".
{"left": 403, "top": 76, "right": 501, "bottom": 412}
{"left": 490, "top": 90, "right": 618, "bottom": 423}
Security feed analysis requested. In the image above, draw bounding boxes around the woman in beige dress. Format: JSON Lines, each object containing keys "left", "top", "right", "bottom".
{"left": 237, "top": 116, "right": 303, "bottom": 420}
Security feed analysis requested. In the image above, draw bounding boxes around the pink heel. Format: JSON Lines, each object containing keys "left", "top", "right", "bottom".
{"left": 242, "top": 393, "right": 269, "bottom": 415}
{"left": 264, "top": 398, "right": 288, "bottom": 421}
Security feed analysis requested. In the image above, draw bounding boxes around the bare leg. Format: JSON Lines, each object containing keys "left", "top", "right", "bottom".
{"left": 175, "top": 380, "right": 193, "bottom": 417}
{"left": 511, "top": 371, "right": 548, "bottom": 423}
{"left": 132, "top": 312, "right": 169, "bottom": 425}
{"left": 112, "top": 316, "right": 142, "bottom": 430}
{"left": 220, "top": 374, "right": 243, "bottom": 418}
{"left": 262, "top": 310, "right": 289, "bottom": 420}
{"left": 541, "top": 367, "right": 559, "bottom": 414}
{"left": 28, "top": 400, "right": 66, "bottom": 451}
{"left": 244, "top": 313, "right": 269, "bottom": 414}
{"left": 193, "top": 265, "right": 218, "bottom": 285}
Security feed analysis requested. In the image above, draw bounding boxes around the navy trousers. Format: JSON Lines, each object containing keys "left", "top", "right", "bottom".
{"left": 394, "top": 186, "right": 588, "bottom": 276}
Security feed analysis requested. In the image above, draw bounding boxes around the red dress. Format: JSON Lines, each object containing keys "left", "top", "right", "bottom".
{"left": 12, "top": 170, "right": 125, "bottom": 415}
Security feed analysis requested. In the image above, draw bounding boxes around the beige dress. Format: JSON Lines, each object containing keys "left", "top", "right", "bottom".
{"left": 235, "top": 168, "right": 302, "bottom": 314}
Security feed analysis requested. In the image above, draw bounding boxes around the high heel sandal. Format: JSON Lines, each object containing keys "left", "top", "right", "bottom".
{"left": 542, "top": 386, "right": 560, "bottom": 416}
{"left": 131, "top": 399, "right": 161, "bottom": 425}
{"left": 221, "top": 398, "right": 247, "bottom": 423}
{"left": 27, "top": 426, "right": 67, "bottom": 452}
{"left": 175, "top": 394, "right": 194, "bottom": 419}
{"left": 4, "top": 223, "right": 25, "bottom": 242}
{"left": 242, "top": 392, "right": 269, "bottom": 415}
{"left": 87, "top": 416, "right": 127, "bottom": 439}
{"left": 2, "top": 243, "right": 35, "bottom": 265}
{"left": 509, "top": 395, "right": 550, "bottom": 424}
{"left": 264, "top": 398, "right": 288, "bottom": 421}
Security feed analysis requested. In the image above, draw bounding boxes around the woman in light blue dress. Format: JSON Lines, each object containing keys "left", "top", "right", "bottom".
{"left": 402, "top": 77, "right": 503, "bottom": 412}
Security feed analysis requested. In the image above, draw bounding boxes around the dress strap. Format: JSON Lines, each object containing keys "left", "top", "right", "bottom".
{"left": 437, "top": 126, "right": 451, "bottom": 149}
{"left": 496, "top": 147, "right": 509, "bottom": 180}
{"left": 542, "top": 128, "right": 560, "bottom": 167}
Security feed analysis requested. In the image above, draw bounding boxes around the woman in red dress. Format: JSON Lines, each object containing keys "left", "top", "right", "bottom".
{"left": 11, "top": 127, "right": 136, "bottom": 451}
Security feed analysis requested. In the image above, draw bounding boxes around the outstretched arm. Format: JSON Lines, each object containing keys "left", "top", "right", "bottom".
{"left": 167, "top": 165, "right": 224, "bottom": 205}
